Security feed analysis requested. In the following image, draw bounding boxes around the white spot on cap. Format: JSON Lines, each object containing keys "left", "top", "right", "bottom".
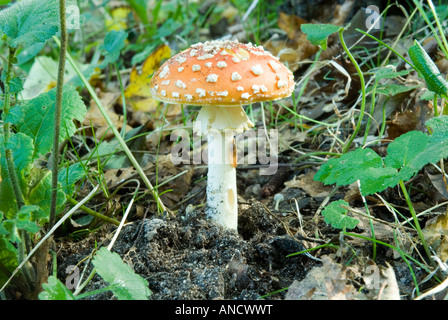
{"left": 220, "top": 50, "right": 229, "bottom": 55}
{"left": 252, "top": 84, "right": 260, "bottom": 93}
{"left": 161, "top": 90, "right": 167, "bottom": 96}
{"left": 178, "top": 67, "right": 184, "bottom": 72}
{"left": 175, "top": 56, "right": 187, "bottom": 64}
{"left": 268, "top": 60, "right": 281, "bottom": 72}
{"left": 190, "top": 49, "right": 197, "bottom": 57}
{"left": 251, "top": 64, "right": 263, "bottom": 76}
{"left": 277, "top": 79, "right": 287, "bottom": 88}
{"left": 241, "top": 92, "right": 250, "bottom": 99}
{"left": 237, "top": 86, "right": 244, "bottom": 91}
{"left": 161, "top": 80, "right": 170, "bottom": 85}
{"left": 206, "top": 74, "right": 219, "bottom": 83}
{"left": 260, "top": 85, "right": 268, "bottom": 92}
{"left": 192, "top": 64, "right": 201, "bottom": 72}
{"left": 172, "top": 92, "right": 179, "bottom": 98}
{"left": 205, "top": 62, "right": 212, "bottom": 68}
{"left": 231, "top": 72, "right": 242, "bottom": 81}
{"left": 197, "top": 53, "right": 215, "bottom": 60}
{"left": 232, "top": 56, "right": 240, "bottom": 63}
{"left": 185, "top": 94, "right": 193, "bottom": 101}
{"left": 159, "top": 66, "right": 169, "bottom": 78}
{"left": 175, "top": 80, "right": 187, "bottom": 89}
{"left": 217, "top": 61, "right": 227, "bottom": 68}
{"left": 217, "top": 91, "right": 228, "bottom": 96}
{"left": 196, "top": 88, "right": 206, "bottom": 97}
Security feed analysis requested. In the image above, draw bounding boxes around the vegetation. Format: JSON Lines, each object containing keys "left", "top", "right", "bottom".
{"left": 1, "top": 0, "right": 448, "bottom": 300}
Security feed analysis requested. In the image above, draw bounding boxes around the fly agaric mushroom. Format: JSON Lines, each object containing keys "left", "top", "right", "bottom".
{"left": 149, "top": 40, "right": 294, "bottom": 230}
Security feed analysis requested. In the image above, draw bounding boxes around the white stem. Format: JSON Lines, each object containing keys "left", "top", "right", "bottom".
{"left": 206, "top": 129, "right": 238, "bottom": 230}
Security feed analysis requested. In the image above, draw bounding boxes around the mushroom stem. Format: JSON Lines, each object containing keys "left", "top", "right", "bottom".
{"left": 206, "top": 128, "right": 238, "bottom": 230}
{"left": 194, "top": 105, "right": 254, "bottom": 230}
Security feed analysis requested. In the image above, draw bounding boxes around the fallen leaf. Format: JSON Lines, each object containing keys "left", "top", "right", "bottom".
{"left": 124, "top": 44, "right": 179, "bottom": 114}
{"left": 284, "top": 171, "right": 332, "bottom": 197}
{"left": 423, "top": 212, "right": 448, "bottom": 262}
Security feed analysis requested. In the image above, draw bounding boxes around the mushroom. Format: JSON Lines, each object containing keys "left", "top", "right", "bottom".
{"left": 149, "top": 40, "right": 294, "bottom": 230}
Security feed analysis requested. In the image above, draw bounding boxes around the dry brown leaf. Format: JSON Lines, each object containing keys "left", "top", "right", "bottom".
{"left": 285, "top": 255, "right": 364, "bottom": 300}
{"left": 423, "top": 212, "right": 448, "bottom": 262}
{"left": 284, "top": 171, "right": 332, "bottom": 197}
{"left": 386, "top": 110, "right": 418, "bottom": 140}
{"left": 84, "top": 91, "right": 132, "bottom": 140}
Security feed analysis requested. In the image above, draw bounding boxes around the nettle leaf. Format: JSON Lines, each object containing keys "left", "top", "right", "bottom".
{"left": 301, "top": 24, "right": 340, "bottom": 50}
{"left": 99, "top": 30, "right": 128, "bottom": 69}
{"left": 39, "top": 276, "right": 75, "bottom": 300}
{"left": 0, "top": 236, "right": 18, "bottom": 286}
{"left": 27, "top": 169, "right": 66, "bottom": 223}
{"left": 0, "top": 0, "right": 60, "bottom": 48}
{"left": 314, "top": 148, "right": 384, "bottom": 186}
{"left": 322, "top": 200, "right": 359, "bottom": 230}
{"left": 409, "top": 40, "right": 448, "bottom": 97}
{"left": 0, "top": 132, "right": 34, "bottom": 217}
{"left": 10, "top": 85, "right": 87, "bottom": 159}
{"left": 92, "top": 248, "right": 151, "bottom": 300}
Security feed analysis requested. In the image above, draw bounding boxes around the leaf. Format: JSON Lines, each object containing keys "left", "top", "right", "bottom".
{"left": 58, "top": 162, "right": 86, "bottom": 195}
{"left": 27, "top": 169, "right": 66, "bottom": 223}
{"left": 0, "top": 132, "right": 34, "bottom": 217}
{"left": 409, "top": 40, "right": 448, "bottom": 97}
{"left": 39, "top": 276, "right": 75, "bottom": 300}
{"left": 124, "top": 44, "right": 171, "bottom": 112}
{"left": 0, "top": 0, "right": 60, "bottom": 48}
{"left": 385, "top": 130, "right": 429, "bottom": 171}
{"left": 375, "top": 84, "right": 420, "bottom": 96}
{"left": 314, "top": 148, "right": 384, "bottom": 186}
{"left": 92, "top": 248, "right": 151, "bottom": 300}
{"left": 358, "top": 166, "right": 399, "bottom": 196}
{"left": 322, "top": 200, "right": 359, "bottom": 230}
{"left": 0, "top": 236, "right": 18, "bottom": 287}
{"left": 10, "top": 85, "right": 87, "bottom": 159}
{"left": 301, "top": 24, "right": 340, "bottom": 50}
{"left": 372, "top": 66, "right": 411, "bottom": 80}
{"left": 98, "top": 30, "right": 128, "bottom": 69}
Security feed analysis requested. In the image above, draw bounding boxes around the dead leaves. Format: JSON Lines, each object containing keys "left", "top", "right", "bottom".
{"left": 124, "top": 44, "right": 173, "bottom": 113}
{"left": 285, "top": 255, "right": 400, "bottom": 300}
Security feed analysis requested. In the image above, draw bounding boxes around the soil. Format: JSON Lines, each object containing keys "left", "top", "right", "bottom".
{"left": 55, "top": 167, "right": 429, "bottom": 300}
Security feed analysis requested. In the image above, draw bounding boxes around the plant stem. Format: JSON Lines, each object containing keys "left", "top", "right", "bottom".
{"left": 49, "top": 0, "right": 68, "bottom": 229}
{"left": 339, "top": 28, "right": 367, "bottom": 154}
{"left": 65, "top": 195, "right": 120, "bottom": 226}
{"left": 2, "top": 47, "right": 25, "bottom": 210}
{"left": 398, "top": 180, "right": 435, "bottom": 267}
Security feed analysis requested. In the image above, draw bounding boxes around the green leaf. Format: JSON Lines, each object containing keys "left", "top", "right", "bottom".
{"left": 375, "top": 84, "right": 420, "bottom": 96}
{"left": 409, "top": 40, "right": 448, "bottom": 97}
{"left": 0, "top": 0, "right": 60, "bottom": 48}
{"left": 372, "top": 66, "right": 411, "bottom": 80}
{"left": 0, "top": 132, "right": 34, "bottom": 216}
{"left": 0, "top": 236, "right": 18, "bottom": 287}
{"left": 10, "top": 85, "right": 87, "bottom": 159}
{"left": 99, "top": 30, "right": 128, "bottom": 69}
{"left": 322, "top": 200, "right": 359, "bottom": 230}
{"left": 27, "top": 169, "right": 66, "bottom": 223}
{"left": 314, "top": 148, "right": 384, "bottom": 186}
{"left": 358, "top": 166, "right": 399, "bottom": 196}
{"left": 385, "top": 130, "right": 429, "bottom": 170}
{"left": 92, "top": 248, "right": 151, "bottom": 300}
{"left": 39, "top": 276, "right": 75, "bottom": 300}
{"left": 58, "top": 162, "right": 86, "bottom": 195}
{"left": 301, "top": 24, "right": 340, "bottom": 50}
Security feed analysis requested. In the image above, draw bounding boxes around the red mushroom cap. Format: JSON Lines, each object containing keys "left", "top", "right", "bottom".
{"left": 149, "top": 40, "right": 295, "bottom": 106}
